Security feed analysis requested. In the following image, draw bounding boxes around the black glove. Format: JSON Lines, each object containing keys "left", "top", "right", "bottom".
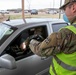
{"left": 25, "top": 35, "right": 38, "bottom": 45}
{"left": 29, "top": 34, "right": 44, "bottom": 41}
{"left": 26, "top": 34, "right": 44, "bottom": 45}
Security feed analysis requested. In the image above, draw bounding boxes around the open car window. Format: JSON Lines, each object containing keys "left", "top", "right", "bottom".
{"left": 2, "top": 25, "right": 48, "bottom": 61}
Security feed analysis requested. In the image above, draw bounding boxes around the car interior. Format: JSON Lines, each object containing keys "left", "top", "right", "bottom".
{"left": 1, "top": 26, "right": 48, "bottom": 61}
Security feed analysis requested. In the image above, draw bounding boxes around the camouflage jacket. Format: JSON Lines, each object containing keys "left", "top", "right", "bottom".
{"left": 29, "top": 27, "right": 76, "bottom": 57}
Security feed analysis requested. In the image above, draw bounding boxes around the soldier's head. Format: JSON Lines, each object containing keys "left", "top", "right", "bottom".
{"left": 60, "top": 0, "right": 76, "bottom": 23}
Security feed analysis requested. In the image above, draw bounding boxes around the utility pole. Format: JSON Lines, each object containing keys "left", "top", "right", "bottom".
{"left": 53, "top": 0, "right": 54, "bottom": 8}
{"left": 22, "top": 0, "right": 26, "bottom": 22}
{"left": 59, "top": 0, "right": 62, "bottom": 19}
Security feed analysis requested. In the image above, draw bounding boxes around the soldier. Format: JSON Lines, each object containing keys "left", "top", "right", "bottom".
{"left": 29, "top": 0, "right": 76, "bottom": 75}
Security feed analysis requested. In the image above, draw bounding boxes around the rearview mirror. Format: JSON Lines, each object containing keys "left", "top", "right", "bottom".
{"left": 0, "top": 54, "right": 16, "bottom": 69}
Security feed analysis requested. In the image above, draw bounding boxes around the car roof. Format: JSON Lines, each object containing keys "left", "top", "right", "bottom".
{"left": 3, "top": 18, "right": 65, "bottom": 28}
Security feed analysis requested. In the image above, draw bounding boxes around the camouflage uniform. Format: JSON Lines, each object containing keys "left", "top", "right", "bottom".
{"left": 29, "top": 25, "right": 76, "bottom": 57}
{"left": 29, "top": 0, "right": 76, "bottom": 74}
{"left": 29, "top": 24, "right": 76, "bottom": 75}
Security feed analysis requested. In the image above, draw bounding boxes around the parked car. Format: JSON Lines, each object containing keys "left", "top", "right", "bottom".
{"left": 14, "top": 10, "right": 20, "bottom": 13}
{"left": 46, "top": 10, "right": 57, "bottom": 14}
{"left": 0, "top": 10, "right": 9, "bottom": 14}
{"left": 24, "top": 10, "right": 28, "bottom": 13}
{"left": 31, "top": 9, "right": 38, "bottom": 15}
{"left": 0, "top": 18, "right": 68, "bottom": 75}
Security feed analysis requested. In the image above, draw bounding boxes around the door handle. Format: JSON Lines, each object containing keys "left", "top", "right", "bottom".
{"left": 41, "top": 57, "right": 48, "bottom": 60}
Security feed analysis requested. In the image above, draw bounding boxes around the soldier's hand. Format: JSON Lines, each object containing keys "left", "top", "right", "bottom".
{"left": 25, "top": 34, "right": 44, "bottom": 46}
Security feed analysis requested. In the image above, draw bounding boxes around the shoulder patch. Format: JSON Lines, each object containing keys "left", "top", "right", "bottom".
{"left": 44, "top": 37, "right": 51, "bottom": 44}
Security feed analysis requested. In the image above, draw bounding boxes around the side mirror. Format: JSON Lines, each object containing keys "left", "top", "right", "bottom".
{"left": 0, "top": 54, "right": 16, "bottom": 69}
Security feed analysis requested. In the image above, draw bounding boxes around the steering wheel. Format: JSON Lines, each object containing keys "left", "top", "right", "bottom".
{"left": 36, "top": 35, "right": 44, "bottom": 41}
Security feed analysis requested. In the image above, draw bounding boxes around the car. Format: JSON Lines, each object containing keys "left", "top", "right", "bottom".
{"left": 46, "top": 10, "right": 57, "bottom": 14}
{"left": 31, "top": 9, "right": 38, "bottom": 15}
{"left": 24, "top": 10, "right": 28, "bottom": 13}
{"left": 0, "top": 10, "right": 9, "bottom": 14}
{"left": 0, "top": 18, "right": 68, "bottom": 75}
{"left": 14, "top": 10, "right": 21, "bottom": 13}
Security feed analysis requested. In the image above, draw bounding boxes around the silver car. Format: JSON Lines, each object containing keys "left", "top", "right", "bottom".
{"left": 0, "top": 18, "right": 68, "bottom": 75}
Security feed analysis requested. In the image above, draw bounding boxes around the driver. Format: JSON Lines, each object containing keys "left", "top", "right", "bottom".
{"left": 34, "top": 27, "right": 42, "bottom": 35}
{"left": 20, "top": 27, "right": 43, "bottom": 51}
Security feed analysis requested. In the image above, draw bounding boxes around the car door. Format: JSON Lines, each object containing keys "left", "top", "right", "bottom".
{"left": 0, "top": 24, "right": 52, "bottom": 75}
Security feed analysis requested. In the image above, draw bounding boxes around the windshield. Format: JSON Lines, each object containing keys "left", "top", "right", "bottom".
{"left": 0, "top": 23, "right": 17, "bottom": 46}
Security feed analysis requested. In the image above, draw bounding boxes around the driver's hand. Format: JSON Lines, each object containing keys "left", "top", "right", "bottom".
{"left": 20, "top": 42, "right": 27, "bottom": 51}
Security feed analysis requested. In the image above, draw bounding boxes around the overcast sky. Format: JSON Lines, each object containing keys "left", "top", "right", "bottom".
{"left": 0, "top": 0, "right": 64, "bottom": 10}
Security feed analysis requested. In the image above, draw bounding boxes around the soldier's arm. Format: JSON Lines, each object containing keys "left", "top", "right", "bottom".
{"left": 29, "top": 28, "right": 72, "bottom": 57}
{"left": 29, "top": 32, "right": 63, "bottom": 57}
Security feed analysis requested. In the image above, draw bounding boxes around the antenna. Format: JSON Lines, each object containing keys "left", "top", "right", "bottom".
{"left": 22, "top": 0, "right": 26, "bottom": 23}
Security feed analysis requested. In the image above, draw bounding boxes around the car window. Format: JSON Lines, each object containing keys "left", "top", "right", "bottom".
{"left": 2, "top": 25, "right": 48, "bottom": 61}
{"left": 0, "top": 23, "right": 17, "bottom": 46}
{"left": 52, "top": 23, "right": 68, "bottom": 32}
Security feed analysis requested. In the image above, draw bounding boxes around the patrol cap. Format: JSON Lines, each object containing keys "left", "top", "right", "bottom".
{"left": 60, "top": 0, "right": 76, "bottom": 9}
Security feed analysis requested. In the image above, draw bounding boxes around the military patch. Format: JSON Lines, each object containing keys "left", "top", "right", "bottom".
{"left": 44, "top": 37, "right": 51, "bottom": 44}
